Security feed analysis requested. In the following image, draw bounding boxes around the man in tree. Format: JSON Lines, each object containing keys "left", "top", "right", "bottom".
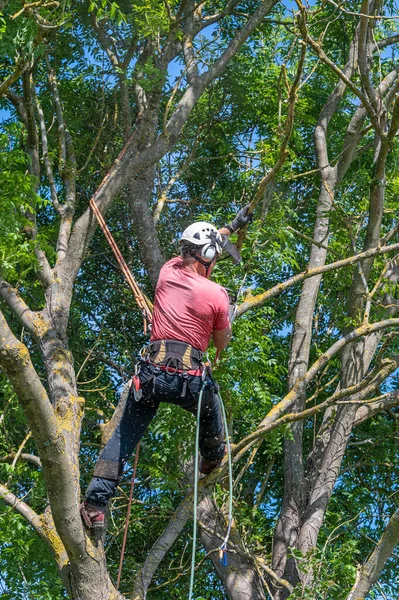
{"left": 81, "top": 207, "right": 252, "bottom": 529}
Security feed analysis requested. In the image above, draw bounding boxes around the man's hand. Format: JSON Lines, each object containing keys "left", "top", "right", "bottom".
{"left": 225, "top": 203, "right": 253, "bottom": 233}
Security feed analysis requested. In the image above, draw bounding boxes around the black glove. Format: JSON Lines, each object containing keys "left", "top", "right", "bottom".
{"left": 225, "top": 203, "right": 253, "bottom": 233}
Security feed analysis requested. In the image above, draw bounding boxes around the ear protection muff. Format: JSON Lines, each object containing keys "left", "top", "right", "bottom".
{"left": 201, "top": 242, "right": 217, "bottom": 261}
{"left": 200, "top": 230, "right": 222, "bottom": 261}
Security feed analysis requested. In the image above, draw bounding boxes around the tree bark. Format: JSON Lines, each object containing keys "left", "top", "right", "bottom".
{"left": 346, "top": 508, "right": 399, "bottom": 600}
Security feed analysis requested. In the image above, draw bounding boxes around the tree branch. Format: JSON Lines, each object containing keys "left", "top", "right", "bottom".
{"left": 0, "top": 483, "right": 45, "bottom": 535}
{"left": 0, "top": 484, "right": 69, "bottom": 568}
{"left": 346, "top": 507, "right": 399, "bottom": 600}
{"left": 0, "top": 452, "right": 42, "bottom": 468}
{"left": 0, "top": 309, "right": 86, "bottom": 561}
{"left": 34, "top": 88, "right": 62, "bottom": 215}
{"left": 236, "top": 239, "right": 399, "bottom": 317}
{"left": 0, "top": 278, "right": 38, "bottom": 335}
{"left": 232, "top": 318, "right": 399, "bottom": 457}
{"left": 45, "top": 53, "right": 76, "bottom": 264}
{"left": 296, "top": 0, "right": 382, "bottom": 134}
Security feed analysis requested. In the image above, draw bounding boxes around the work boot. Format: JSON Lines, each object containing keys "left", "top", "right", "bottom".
{"left": 80, "top": 502, "right": 106, "bottom": 530}
{"left": 199, "top": 445, "right": 227, "bottom": 475}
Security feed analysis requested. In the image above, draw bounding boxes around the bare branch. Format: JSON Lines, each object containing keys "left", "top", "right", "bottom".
{"left": 286, "top": 225, "right": 341, "bottom": 258}
{"left": 34, "top": 89, "right": 62, "bottom": 214}
{"left": 0, "top": 483, "right": 69, "bottom": 568}
{"left": 358, "top": 0, "right": 379, "bottom": 112}
{"left": 0, "top": 483, "right": 44, "bottom": 534}
{"left": 0, "top": 452, "right": 42, "bottom": 468}
{"left": 354, "top": 391, "right": 399, "bottom": 425}
{"left": 201, "top": 0, "right": 241, "bottom": 27}
{"left": 6, "top": 90, "right": 27, "bottom": 126}
{"left": 90, "top": 11, "right": 120, "bottom": 69}
{"left": 0, "top": 278, "right": 37, "bottom": 335}
{"left": 45, "top": 53, "right": 76, "bottom": 263}
{"left": 153, "top": 138, "right": 199, "bottom": 225}
{"left": 256, "top": 557, "right": 293, "bottom": 593}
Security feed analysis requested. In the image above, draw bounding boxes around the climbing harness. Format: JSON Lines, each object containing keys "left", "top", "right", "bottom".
{"left": 188, "top": 382, "right": 233, "bottom": 600}
{"left": 89, "top": 198, "right": 153, "bottom": 333}
{"left": 143, "top": 340, "right": 204, "bottom": 375}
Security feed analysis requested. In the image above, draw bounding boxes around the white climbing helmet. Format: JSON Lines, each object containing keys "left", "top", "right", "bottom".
{"left": 180, "top": 222, "right": 223, "bottom": 260}
{"left": 180, "top": 221, "right": 242, "bottom": 264}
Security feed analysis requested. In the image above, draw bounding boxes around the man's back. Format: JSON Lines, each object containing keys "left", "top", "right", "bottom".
{"left": 151, "top": 257, "right": 229, "bottom": 352}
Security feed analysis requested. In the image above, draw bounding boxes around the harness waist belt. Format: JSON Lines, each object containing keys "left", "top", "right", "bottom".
{"left": 144, "top": 339, "right": 203, "bottom": 371}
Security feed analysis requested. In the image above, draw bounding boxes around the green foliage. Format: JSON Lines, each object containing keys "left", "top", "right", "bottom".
{"left": 1, "top": 0, "right": 399, "bottom": 598}
{"left": 0, "top": 133, "right": 41, "bottom": 280}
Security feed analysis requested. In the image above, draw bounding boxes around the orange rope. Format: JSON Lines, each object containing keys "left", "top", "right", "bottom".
{"left": 89, "top": 198, "right": 153, "bottom": 332}
{"left": 116, "top": 443, "right": 140, "bottom": 590}
{"left": 89, "top": 198, "right": 152, "bottom": 325}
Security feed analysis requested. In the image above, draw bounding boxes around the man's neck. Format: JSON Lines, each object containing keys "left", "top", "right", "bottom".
{"left": 181, "top": 258, "right": 210, "bottom": 278}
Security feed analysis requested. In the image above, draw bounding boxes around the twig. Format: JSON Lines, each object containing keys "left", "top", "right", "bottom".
{"left": 287, "top": 225, "right": 342, "bottom": 258}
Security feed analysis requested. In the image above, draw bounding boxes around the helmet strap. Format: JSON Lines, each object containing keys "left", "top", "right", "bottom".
{"left": 193, "top": 254, "right": 213, "bottom": 277}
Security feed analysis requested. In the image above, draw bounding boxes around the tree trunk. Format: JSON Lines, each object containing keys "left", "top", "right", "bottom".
{"left": 126, "top": 110, "right": 164, "bottom": 288}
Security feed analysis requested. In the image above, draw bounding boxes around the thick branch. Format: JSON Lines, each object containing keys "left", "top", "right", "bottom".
{"left": 0, "top": 310, "right": 86, "bottom": 562}
{"left": 0, "top": 278, "right": 38, "bottom": 335}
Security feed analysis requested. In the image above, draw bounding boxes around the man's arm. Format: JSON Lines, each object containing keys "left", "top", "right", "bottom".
{"left": 213, "top": 326, "right": 232, "bottom": 351}
{"left": 218, "top": 226, "right": 232, "bottom": 237}
{"left": 212, "top": 288, "right": 233, "bottom": 351}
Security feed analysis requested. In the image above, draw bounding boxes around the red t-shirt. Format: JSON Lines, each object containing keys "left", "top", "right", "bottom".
{"left": 150, "top": 257, "right": 230, "bottom": 352}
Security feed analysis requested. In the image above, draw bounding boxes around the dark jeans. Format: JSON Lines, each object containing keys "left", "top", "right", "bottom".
{"left": 85, "top": 362, "right": 225, "bottom": 507}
